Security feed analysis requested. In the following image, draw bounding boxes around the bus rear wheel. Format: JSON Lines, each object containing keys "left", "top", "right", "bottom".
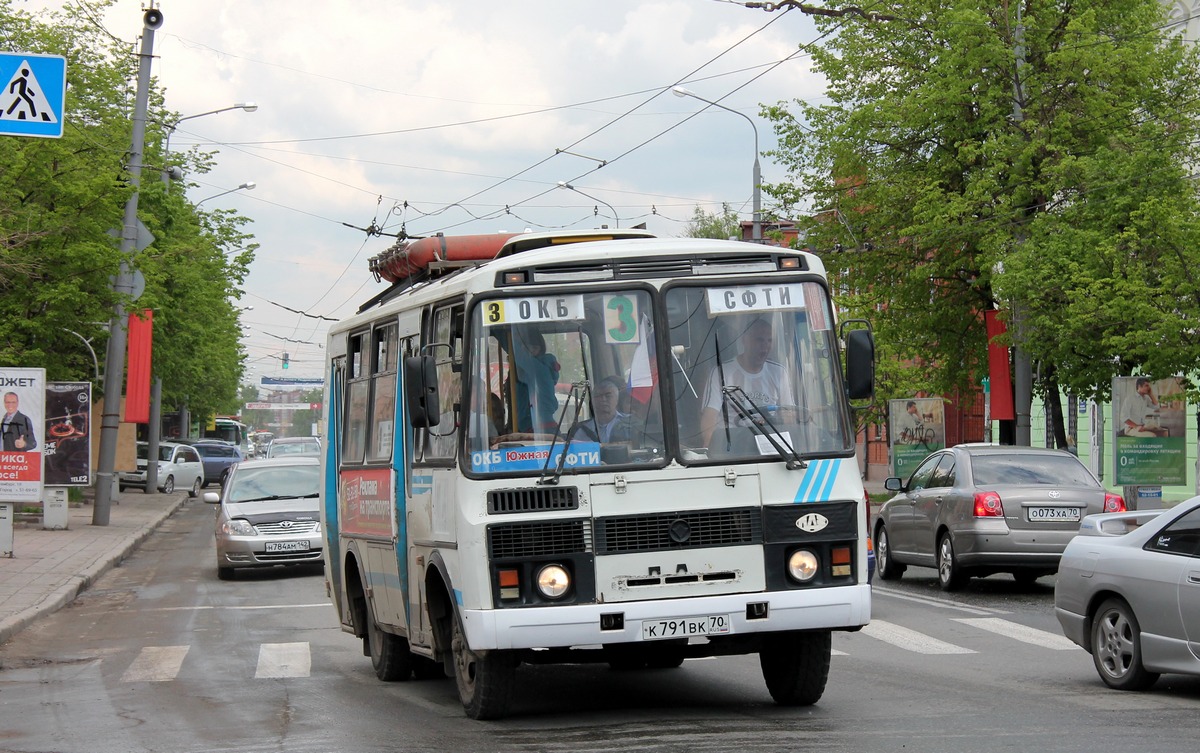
{"left": 452, "top": 612, "right": 515, "bottom": 720}
{"left": 759, "top": 630, "right": 831, "bottom": 706}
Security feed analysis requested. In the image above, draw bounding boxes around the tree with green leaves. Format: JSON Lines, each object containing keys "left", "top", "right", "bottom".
{"left": 761, "top": 0, "right": 1200, "bottom": 445}
{"left": 682, "top": 203, "right": 742, "bottom": 240}
{"left": 0, "top": 0, "right": 254, "bottom": 424}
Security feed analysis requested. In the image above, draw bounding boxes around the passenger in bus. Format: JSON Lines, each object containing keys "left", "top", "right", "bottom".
{"left": 498, "top": 328, "right": 561, "bottom": 435}
{"left": 569, "top": 376, "right": 634, "bottom": 444}
{"left": 465, "top": 377, "right": 498, "bottom": 452}
{"left": 699, "top": 318, "right": 794, "bottom": 447}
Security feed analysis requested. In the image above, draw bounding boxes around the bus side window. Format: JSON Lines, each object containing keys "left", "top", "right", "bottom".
{"left": 343, "top": 331, "right": 369, "bottom": 465}
{"left": 424, "top": 305, "right": 462, "bottom": 460}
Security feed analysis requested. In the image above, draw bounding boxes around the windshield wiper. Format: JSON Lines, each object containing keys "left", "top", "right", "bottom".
{"left": 539, "top": 381, "right": 590, "bottom": 486}
{"left": 235, "top": 494, "right": 314, "bottom": 503}
{"left": 722, "top": 386, "right": 806, "bottom": 470}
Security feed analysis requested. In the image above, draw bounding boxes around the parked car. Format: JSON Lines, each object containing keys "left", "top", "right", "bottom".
{"left": 190, "top": 440, "right": 244, "bottom": 488}
{"left": 1055, "top": 496, "right": 1200, "bottom": 690}
{"left": 118, "top": 441, "right": 205, "bottom": 497}
{"left": 265, "top": 436, "right": 322, "bottom": 458}
{"left": 207, "top": 457, "right": 323, "bottom": 580}
{"left": 875, "top": 444, "right": 1125, "bottom": 590}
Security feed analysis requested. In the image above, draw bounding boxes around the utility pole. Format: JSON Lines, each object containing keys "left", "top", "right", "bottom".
{"left": 1009, "top": 1, "right": 1032, "bottom": 446}
{"left": 94, "top": 7, "right": 163, "bottom": 525}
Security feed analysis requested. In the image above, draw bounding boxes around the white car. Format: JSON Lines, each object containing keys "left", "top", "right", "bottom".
{"left": 118, "top": 441, "right": 205, "bottom": 497}
{"left": 1055, "top": 495, "right": 1200, "bottom": 690}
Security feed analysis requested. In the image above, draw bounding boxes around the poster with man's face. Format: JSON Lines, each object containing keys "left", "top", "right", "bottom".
{"left": 0, "top": 367, "right": 46, "bottom": 501}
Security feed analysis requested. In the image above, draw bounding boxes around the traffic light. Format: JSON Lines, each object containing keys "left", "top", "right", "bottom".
{"left": 282, "top": 352, "right": 290, "bottom": 370}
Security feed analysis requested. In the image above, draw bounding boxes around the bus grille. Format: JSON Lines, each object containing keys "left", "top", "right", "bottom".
{"left": 488, "top": 519, "right": 591, "bottom": 559}
{"left": 594, "top": 507, "right": 762, "bottom": 554}
{"left": 488, "top": 486, "right": 579, "bottom": 514}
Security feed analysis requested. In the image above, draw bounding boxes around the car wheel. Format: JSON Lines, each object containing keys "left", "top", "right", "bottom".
{"left": 188, "top": 477, "right": 201, "bottom": 498}
{"left": 1091, "top": 598, "right": 1160, "bottom": 691}
{"left": 759, "top": 630, "right": 831, "bottom": 706}
{"left": 452, "top": 609, "right": 516, "bottom": 719}
{"left": 937, "top": 532, "right": 967, "bottom": 591}
{"left": 365, "top": 596, "right": 413, "bottom": 682}
{"left": 1012, "top": 571, "right": 1041, "bottom": 586}
{"left": 161, "top": 475, "right": 175, "bottom": 494}
{"left": 217, "top": 566, "right": 235, "bottom": 581}
{"left": 875, "top": 523, "right": 906, "bottom": 580}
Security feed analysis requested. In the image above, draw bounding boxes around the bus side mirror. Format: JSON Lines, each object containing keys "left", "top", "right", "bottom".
{"left": 405, "top": 355, "right": 441, "bottom": 427}
{"left": 844, "top": 328, "right": 875, "bottom": 401}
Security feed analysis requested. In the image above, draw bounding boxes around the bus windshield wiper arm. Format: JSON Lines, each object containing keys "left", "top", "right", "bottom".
{"left": 722, "top": 386, "right": 806, "bottom": 470}
{"left": 539, "top": 381, "right": 590, "bottom": 486}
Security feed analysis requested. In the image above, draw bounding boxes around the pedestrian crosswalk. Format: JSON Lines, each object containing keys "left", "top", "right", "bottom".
{"left": 107, "top": 614, "right": 1077, "bottom": 683}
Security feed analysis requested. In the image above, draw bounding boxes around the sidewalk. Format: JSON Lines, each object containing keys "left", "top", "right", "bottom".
{"left": 0, "top": 490, "right": 189, "bottom": 646}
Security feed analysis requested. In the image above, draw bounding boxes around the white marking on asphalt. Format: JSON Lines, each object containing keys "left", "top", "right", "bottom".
{"left": 952, "top": 617, "right": 1081, "bottom": 650}
{"left": 141, "top": 603, "right": 332, "bottom": 612}
{"left": 871, "top": 585, "right": 1003, "bottom": 615}
{"left": 255, "top": 642, "right": 312, "bottom": 678}
{"left": 860, "top": 620, "right": 976, "bottom": 654}
{"left": 121, "top": 645, "right": 190, "bottom": 682}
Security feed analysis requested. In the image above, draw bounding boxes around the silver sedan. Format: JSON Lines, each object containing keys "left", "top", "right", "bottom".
{"left": 206, "top": 457, "right": 323, "bottom": 580}
{"left": 1055, "top": 496, "right": 1200, "bottom": 690}
{"left": 875, "top": 444, "right": 1125, "bottom": 590}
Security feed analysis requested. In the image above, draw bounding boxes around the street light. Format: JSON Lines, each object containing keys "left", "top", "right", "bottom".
{"left": 196, "top": 181, "right": 256, "bottom": 206}
{"left": 162, "top": 102, "right": 258, "bottom": 184}
{"left": 672, "top": 86, "right": 761, "bottom": 243}
{"left": 556, "top": 181, "right": 619, "bottom": 228}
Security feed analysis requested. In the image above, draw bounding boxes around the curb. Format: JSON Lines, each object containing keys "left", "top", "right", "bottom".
{"left": 0, "top": 495, "right": 188, "bottom": 646}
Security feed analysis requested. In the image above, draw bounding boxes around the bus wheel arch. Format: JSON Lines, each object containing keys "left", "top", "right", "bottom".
{"left": 424, "top": 553, "right": 455, "bottom": 669}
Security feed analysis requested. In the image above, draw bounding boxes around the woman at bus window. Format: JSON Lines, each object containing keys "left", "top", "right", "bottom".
{"left": 499, "top": 328, "right": 560, "bottom": 435}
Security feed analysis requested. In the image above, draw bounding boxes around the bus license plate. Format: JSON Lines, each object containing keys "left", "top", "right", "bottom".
{"left": 265, "top": 541, "right": 310, "bottom": 553}
{"left": 1028, "top": 507, "right": 1080, "bottom": 522}
{"left": 642, "top": 614, "right": 731, "bottom": 641}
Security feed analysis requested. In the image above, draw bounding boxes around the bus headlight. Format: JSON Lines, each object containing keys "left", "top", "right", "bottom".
{"left": 787, "top": 549, "right": 819, "bottom": 583}
{"left": 535, "top": 564, "right": 571, "bottom": 599}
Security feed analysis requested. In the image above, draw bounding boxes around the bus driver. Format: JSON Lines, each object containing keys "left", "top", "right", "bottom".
{"left": 700, "top": 318, "right": 793, "bottom": 447}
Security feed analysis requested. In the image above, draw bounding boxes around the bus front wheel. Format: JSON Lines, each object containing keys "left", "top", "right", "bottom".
{"left": 452, "top": 612, "right": 515, "bottom": 720}
{"left": 759, "top": 630, "right": 831, "bottom": 706}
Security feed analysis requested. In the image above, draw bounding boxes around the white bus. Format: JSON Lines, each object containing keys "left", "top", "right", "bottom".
{"left": 321, "top": 231, "right": 875, "bottom": 719}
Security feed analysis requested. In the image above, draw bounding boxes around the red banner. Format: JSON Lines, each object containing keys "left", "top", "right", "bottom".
{"left": 124, "top": 309, "right": 153, "bottom": 423}
{"left": 338, "top": 468, "right": 393, "bottom": 538}
{"left": 985, "top": 310, "right": 1015, "bottom": 420}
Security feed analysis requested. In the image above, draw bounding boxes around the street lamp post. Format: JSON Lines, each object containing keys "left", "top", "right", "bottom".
{"left": 556, "top": 181, "right": 619, "bottom": 228}
{"left": 162, "top": 102, "right": 257, "bottom": 185}
{"left": 196, "top": 181, "right": 256, "bottom": 206}
{"left": 672, "top": 86, "right": 761, "bottom": 243}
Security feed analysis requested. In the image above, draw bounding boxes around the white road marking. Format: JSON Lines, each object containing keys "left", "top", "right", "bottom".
{"left": 255, "top": 642, "right": 312, "bottom": 678}
{"left": 952, "top": 617, "right": 1081, "bottom": 650}
{"left": 142, "top": 603, "right": 332, "bottom": 612}
{"left": 871, "top": 585, "right": 1004, "bottom": 615}
{"left": 121, "top": 645, "right": 190, "bottom": 682}
{"left": 859, "top": 620, "right": 976, "bottom": 654}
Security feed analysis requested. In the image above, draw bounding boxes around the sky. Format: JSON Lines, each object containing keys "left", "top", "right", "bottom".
{"left": 24, "top": 0, "right": 829, "bottom": 389}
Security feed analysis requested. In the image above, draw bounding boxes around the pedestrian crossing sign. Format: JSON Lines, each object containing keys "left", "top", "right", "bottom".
{"left": 0, "top": 52, "right": 66, "bottom": 139}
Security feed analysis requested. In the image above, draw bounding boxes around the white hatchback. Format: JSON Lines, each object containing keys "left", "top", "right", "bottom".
{"left": 118, "top": 441, "right": 205, "bottom": 497}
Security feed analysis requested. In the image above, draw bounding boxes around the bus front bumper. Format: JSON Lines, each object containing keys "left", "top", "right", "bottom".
{"left": 461, "top": 584, "right": 871, "bottom": 651}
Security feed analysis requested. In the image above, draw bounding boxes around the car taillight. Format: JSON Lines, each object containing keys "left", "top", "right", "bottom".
{"left": 1103, "top": 493, "right": 1126, "bottom": 513}
{"left": 973, "top": 491, "right": 1004, "bottom": 517}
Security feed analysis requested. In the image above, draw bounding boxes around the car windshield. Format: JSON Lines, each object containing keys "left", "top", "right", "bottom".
{"left": 272, "top": 440, "right": 319, "bottom": 455}
{"left": 971, "top": 454, "right": 1100, "bottom": 487}
{"left": 228, "top": 465, "right": 320, "bottom": 502}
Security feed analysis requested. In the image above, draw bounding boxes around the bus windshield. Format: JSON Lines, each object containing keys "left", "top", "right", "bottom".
{"left": 466, "top": 288, "right": 666, "bottom": 474}
{"left": 665, "top": 281, "right": 852, "bottom": 463}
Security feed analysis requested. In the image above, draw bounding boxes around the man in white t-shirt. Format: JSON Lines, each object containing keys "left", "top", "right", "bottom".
{"left": 700, "top": 319, "right": 793, "bottom": 446}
